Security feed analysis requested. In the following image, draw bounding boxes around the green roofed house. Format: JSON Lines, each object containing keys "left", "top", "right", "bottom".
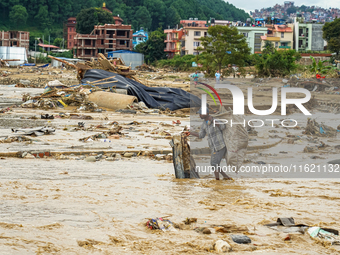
{"left": 293, "top": 17, "right": 324, "bottom": 52}
{"left": 236, "top": 27, "right": 268, "bottom": 54}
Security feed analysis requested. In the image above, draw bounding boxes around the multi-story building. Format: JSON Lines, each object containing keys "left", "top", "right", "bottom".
{"left": 164, "top": 27, "right": 184, "bottom": 58}
{"left": 73, "top": 16, "right": 133, "bottom": 59}
{"left": 66, "top": 17, "right": 77, "bottom": 49}
{"left": 170, "top": 19, "right": 269, "bottom": 56}
{"left": 260, "top": 24, "right": 294, "bottom": 51}
{"left": 179, "top": 19, "right": 208, "bottom": 55}
{"left": 236, "top": 27, "right": 268, "bottom": 54}
{"left": 293, "top": 18, "right": 324, "bottom": 52}
{"left": 0, "top": 31, "right": 29, "bottom": 52}
{"left": 132, "top": 28, "right": 148, "bottom": 48}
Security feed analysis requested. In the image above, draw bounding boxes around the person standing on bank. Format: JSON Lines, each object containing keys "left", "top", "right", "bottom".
{"left": 192, "top": 71, "right": 199, "bottom": 87}
{"left": 215, "top": 70, "right": 221, "bottom": 84}
{"left": 188, "top": 108, "right": 231, "bottom": 180}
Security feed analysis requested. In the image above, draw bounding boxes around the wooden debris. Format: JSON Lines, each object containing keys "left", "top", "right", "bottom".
{"left": 48, "top": 55, "right": 77, "bottom": 69}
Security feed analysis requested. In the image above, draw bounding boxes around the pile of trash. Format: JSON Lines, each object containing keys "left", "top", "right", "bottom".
{"left": 48, "top": 54, "right": 138, "bottom": 82}
{"left": 12, "top": 127, "right": 55, "bottom": 136}
{"left": 0, "top": 78, "right": 49, "bottom": 87}
{"left": 20, "top": 81, "right": 105, "bottom": 112}
{"left": 265, "top": 217, "right": 340, "bottom": 246}
{"left": 79, "top": 125, "right": 122, "bottom": 142}
{"left": 82, "top": 69, "right": 200, "bottom": 111}
{"left": 43, "top": 56, "right": 200, "bottom": 111}
{"left": 0, "top": 107, "right": 11, "bottom": 114}
{"left": 136, "top": 64, "right": 157, "bottom": 72}
{"left": 303, "top": 118, "right": 338, "bottom": 137}
{"left": 0, "top": 59, "right": 10, "bottom": 67}
{"left": 0, "top": 135, "right": 31, "bottom": 143}
{"left": 146, "top": 217, "right": 177, "bottom": 232}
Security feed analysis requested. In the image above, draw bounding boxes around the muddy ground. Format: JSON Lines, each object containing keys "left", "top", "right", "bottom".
{"left": 0, "top": 66, "right": 340, "bottom": 254}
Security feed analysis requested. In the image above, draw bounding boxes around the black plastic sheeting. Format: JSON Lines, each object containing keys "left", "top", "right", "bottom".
{"left": 81, "top": 69, "right": 201, "bottom": 111}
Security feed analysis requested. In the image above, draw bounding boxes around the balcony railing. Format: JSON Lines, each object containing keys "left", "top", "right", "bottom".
{"left": 279, "top": 46, "right": 291, "bottom": 49}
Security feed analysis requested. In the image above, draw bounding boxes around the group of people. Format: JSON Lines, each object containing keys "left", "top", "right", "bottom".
{"left": 192, "top": 70, "right": 221, "bottom": 85}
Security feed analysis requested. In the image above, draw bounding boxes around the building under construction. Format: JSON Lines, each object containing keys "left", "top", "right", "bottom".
{"left": 68, "top": 3, "right": 133, "bottom": 60}
{"left": 73, "top": 17, "right": 133, "bottom": 60}
{"left": 0, "top": 31, "right": 30, "bottom": 52}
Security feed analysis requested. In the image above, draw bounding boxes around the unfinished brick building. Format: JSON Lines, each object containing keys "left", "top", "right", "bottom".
{"left": 0, "top": 31, "right": 30, "bottom": 52}
{"left": 73, "top": 16, "right": 133, "bottom": 59}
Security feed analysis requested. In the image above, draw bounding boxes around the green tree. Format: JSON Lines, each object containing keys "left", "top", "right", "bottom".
{"left": 253, "top": 49, "right": 301, "bottom": 77}
{"left": 76, "top": 7, "right": 113, "bottom": 34}
{"left": 35, "top": 5, "right": 50, "bottom": 28}
{"left": 199, "top": 25, "right": 251, "bottom": 74}
{"left": 323, "top": 18, "right": 340, "bottom": 57}
{"left": 144, "top": 0, "right": 166, "bottom": 30}
{"left": 9, "top": 5, "right": 28, "bottom": 27}
{"left": 262, "top": 41, "right": 275, "bottom": 54}
{"left": 0, "top": 0, "right": 250, "bottom": 33}
{"left": 134, "top": 6, "right": 152, "bottom": 30}
{"left": 53, "top": 38, "right": 63, "bottom": 47}
{"left": 135, "top": 28, "right": 166, "bottom": 64}
{"left": 166, "top": 6, "right": 180, "bottom": 28}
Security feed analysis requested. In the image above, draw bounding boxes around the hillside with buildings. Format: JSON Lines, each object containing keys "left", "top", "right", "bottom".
{"left": 251, "top": 1, "right": 340, "bottom": 23}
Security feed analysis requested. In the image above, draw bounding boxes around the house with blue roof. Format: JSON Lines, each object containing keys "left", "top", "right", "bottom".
{"left": 132, "top": 28, "right": 148, "bottom": 48}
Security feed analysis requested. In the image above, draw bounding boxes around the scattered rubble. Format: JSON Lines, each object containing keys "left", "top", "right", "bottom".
{"left": 304, "top": 118, "right": 338, "bottom": 137}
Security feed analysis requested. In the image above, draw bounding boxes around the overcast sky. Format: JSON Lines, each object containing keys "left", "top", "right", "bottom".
{"left": 227, "top": 0, "right": 340, "bottom": 13}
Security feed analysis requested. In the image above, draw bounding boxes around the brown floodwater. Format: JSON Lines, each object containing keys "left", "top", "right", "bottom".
{"left": 0, "top": 158, "right": 339, "bottom": 254}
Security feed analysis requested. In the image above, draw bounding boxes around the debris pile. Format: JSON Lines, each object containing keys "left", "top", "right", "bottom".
{"left": 79, "top": 125, "right": 122, "bottom": 142}
{"left": 12, "top": 127, "right": 55, "bottom": 136}
{"left": 136, "top": 64, "right": 157, "bottom": 72}
{"left": 48, "top": 54, "right": 138, "bottom": 82}
{"left": 146, "top": 217, "right": 177, "bottom": 232}
{"left": 0, "top": 136, "right": 31, "bottom": 143}
{"left": 303, "top": 118, "right": 338, "bottom": 137}
{"left": 0, "top": 107, "right": 11, "bottom": 114}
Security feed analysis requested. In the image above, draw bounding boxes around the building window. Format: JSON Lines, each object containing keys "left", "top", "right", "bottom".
{"left": 101, "top": 39, "right": 104, "bottom": 45}
{"left": 281, "top": 32, "right": 284, "bottom": 38}
{"left": 194, "top": 31, "right": 201, "bottom": 36}
{"left": 254, "top": 33, "right": 263, "bottom": 52}
{"left": 243, "top": 33, "right": 248, "bottom": 37}
{"left": 117, "top": 30, "right": 125, "bottom": 36}
{"left": 193, "top": 52, "right": 199, "bottom": 55}
{"left": 193, "top": 41, "right": 200, "bottom": 47}
{"left": 69, "top": 35, "right": 72, "bottom": 39}
{"left": 69, "top": 42, "right": 71, "bottom": 47}
{"left": 275, "top": 42, "right": 278, "bottom": 47}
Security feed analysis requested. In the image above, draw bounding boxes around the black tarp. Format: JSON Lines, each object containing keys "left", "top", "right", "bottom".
{"left": 81, "top": 69, "right": 201, "bottom": 111}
